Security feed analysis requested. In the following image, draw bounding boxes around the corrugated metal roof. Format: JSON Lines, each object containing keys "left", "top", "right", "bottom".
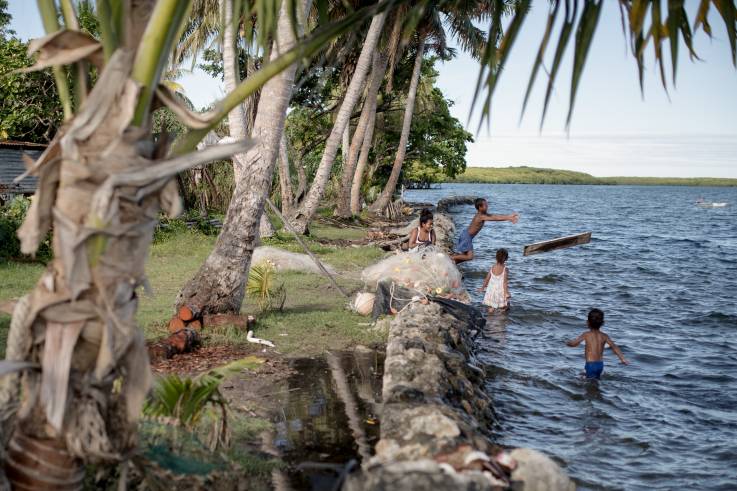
{"left": 0, "top": 142, "right": 43, "bottom": 195}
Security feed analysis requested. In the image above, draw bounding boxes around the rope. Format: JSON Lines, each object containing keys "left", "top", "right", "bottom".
{"left": 265, "top": 198, "right": 349, "bottom": 298}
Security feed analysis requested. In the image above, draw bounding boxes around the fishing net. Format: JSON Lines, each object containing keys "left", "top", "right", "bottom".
{"left": 361, "top": 248, "right": 463, "bottom": 296}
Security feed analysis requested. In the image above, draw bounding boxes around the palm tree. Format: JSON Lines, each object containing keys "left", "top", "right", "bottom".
{"left": 370, "top": 2, "right": 489, "bottom": 213}
{"left": 369, "top": 36, "right": 425, "bottom": 212}
{"left": 176, "top": 0, "right": 309, "bottom": 315}
{"left": 288, "top": 11, "right": 387, "bottom": 233}
{"left": 2, "top": 1, "right": 735, "bottom": 486}
{"left": 0, "top": 1, "right": 397, "bottom": 484}
{"left": 335, "top": 51, "right": 388, "bottom": 217}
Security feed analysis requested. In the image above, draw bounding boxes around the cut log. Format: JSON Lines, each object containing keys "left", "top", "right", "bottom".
{"left": 168, "top": 316, "right": 185, "bottom": 333}
{"left": 166, "top": 328, "right": 201, "bottom": 358}
{"left": 188, "top": 319, "right": 202, "bottom": 330}
{"left": 523, "top": 232, "right": 592, "bottom": 257}
{"left": 178, "top": 305, "right": 194, "bottom": 322}
{"left": 202, "top": 313, "right": 248, "bottom": 328}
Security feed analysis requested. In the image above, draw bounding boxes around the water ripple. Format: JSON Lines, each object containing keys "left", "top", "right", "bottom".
{"left": 407, "top": 184, "right": 737, "bottom": 490}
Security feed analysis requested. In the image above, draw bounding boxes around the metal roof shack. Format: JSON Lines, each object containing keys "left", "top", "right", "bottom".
{"left": 0, "top": 141, "right": 44, "bottom": 203}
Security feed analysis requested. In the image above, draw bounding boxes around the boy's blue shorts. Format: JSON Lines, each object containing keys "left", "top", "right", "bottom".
{"left": 585, "top": 361, "right": 604, "bottom": 379}
{"left": 455, "top": 229, "right": 474, "bottom": 253}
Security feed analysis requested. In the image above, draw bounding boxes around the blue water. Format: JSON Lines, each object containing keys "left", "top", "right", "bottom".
{"left": 405, "top": 183, "right": 737, "bottom": 491}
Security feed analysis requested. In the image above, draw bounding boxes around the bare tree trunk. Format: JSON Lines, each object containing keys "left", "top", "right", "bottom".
{"left": 277, "top": 133, "right": 294, "bottom": 215}
{"left": 290, "top": 12, "right": 386, "bottom": 234}
{"left": 295, "top": 156, "right": 307, "bottom": 202}
{"left": 242, "top": 57, "right": 260, "bottom": 135}
{"left": 221, "top": 0, "right": 246, "bottom": 173}
{"left": 176, "top": 0, "right": 308, "bottom": 315}
{"left": 336, "top": 52, "right": 386, "bottom": 217}
{"left": 349, "top": 99, "right": 378, "bottom": 214}
{"left": 259, "top": 213, "right": 275, "bottom": 238}
{"left": 370, "top": 38, "right": 425, "bottom": 214}
{"left": 341, "top": 123, "right": 350, "bottom": 172}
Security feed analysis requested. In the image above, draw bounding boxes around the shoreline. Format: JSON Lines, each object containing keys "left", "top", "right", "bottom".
{"left": 0, "top": 205, "right": 576, "bottom": 489}
{"left": 448, "top": 166, "right": 737, "bottom": 187}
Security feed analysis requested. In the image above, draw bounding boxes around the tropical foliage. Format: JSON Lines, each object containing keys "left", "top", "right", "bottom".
{"left": 0, "top": 36, "right": 63, "bottom": 142}
{"left": 0, "top": 0, "right": 735, "bottom": 485}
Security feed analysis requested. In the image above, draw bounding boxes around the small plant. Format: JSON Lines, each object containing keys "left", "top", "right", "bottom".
{"left": 143, "top": 357, "right": 263, "bottom": 450}
{"left": 0, "top": 196, "right": 52, "bottom": 262}
{"left": 247, "top": 260, "right": 286, "bottom": 313}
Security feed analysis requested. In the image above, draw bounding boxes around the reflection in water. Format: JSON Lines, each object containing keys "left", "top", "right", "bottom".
{"left": 483, "top": 310, "right": 509, "bottom": 346}
{"left": 273, "top": 350, "right": 384, "bottom": 490}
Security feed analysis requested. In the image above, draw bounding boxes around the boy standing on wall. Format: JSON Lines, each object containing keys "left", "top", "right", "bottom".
{"left": 451, "top": 198, "right": 519, "bottom": 264}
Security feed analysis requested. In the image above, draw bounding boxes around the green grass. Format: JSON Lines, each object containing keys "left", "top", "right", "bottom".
{"left": 207, "top": 270, "right": 382, "bottom": 355}
{"left": 0, "top": 224, "right": 384, "bottom": 358}
{"left": 453, "top": 166, "right": 737, "bottom": 187}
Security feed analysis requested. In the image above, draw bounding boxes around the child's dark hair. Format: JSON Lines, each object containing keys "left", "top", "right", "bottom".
{"left": 419, "top": 208, "right": 433, "bottom": 225}
{"left": 588, "top": 309, "right": 604, "bottom": 329}
{"left": 495, "top": 248, "right": 509, "bottom": 263}
{"left": 474, "top": 198, "right": 487, "bottom": 210}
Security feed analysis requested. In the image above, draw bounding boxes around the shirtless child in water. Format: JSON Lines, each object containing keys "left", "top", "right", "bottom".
{"left": 451, "top": 198, "right": 519, "bottom": 264}
{"left": 567, "top": 309, "right": 629, "bottom": 379}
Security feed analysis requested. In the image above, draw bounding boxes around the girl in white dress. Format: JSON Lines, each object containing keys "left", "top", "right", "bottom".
{"left": 479, "top": 248, "right": 510, "bottom": 313}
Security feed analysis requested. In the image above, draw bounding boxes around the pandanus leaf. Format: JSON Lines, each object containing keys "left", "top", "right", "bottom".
{"left": 694, "top": 0, "right": 713, "bottom": 36}
{"left": 478, "top": 0, "right": 531, "bottom": 133}
{"left": 470, "top": 0, "right": 504, "bottom": 131}
{"left": 713, "top": 0, "right": 737, "bottom": 65}
{"left": 520, "top": 0, "right": 560, "bottom": 123}
{"left": 540, "top": 0, "right": 577, "bottom": 129}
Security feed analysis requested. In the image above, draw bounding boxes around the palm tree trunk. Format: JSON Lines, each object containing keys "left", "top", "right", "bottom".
{"left": 341, "top": 124, "right": 350, "bottom": 172}
{"left": 221, "top": 0, "right": 246, "bottom": 156}
{"left": 289, "top": 12, "right": 386, "bottom": 234}
{"left": 259, "top": 213, "right": 275, "bottom": 238}
{"left": 295, "top": 157, "right": 307, "bottom": 202}
{"left": 176, "top": 0, "right": 308, "bottom": 315}
{"left": 0, "top": 1, "right": 256, "bottom": 481}
{"left": 277, "top": 133, "right": 294, "bottom": 215}
{"left": 349, "top": 95, "right": 378, "bottom": 214}
{"left": 370, "top": 38, "right": 425, "bottom": 214}
{"left": 336, "top": 52, "right": 386, "bottom": 218}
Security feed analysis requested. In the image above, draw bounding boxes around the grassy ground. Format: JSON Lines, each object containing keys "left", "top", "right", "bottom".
{"left": 0, "top": 221, "right": 386, "bottom": 358}
{"left": 453, "top": 166, "right": 737, "bottom": 186}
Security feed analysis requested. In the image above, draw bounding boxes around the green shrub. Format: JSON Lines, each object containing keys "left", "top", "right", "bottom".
{"left": 0, "top": 196, "right": 52, "bottom": 262}
{"left": 154, "top": 210, "right": 224, "bottom": 243}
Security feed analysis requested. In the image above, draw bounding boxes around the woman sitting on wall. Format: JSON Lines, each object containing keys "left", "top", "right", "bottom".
{"left": 408, "top": 209, "right": 436, "bottom": 252}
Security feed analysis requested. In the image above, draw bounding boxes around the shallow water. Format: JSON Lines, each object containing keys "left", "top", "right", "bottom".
{"left": 406, "top": 183, "right": 737, "bottom": 491}
{"left": 272, "top": 350, "right": 384, "bottom": 489}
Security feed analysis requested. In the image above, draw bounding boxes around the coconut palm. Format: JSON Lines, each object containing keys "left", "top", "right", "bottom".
{"left": 369, "top": 1, "right": 492, "bottom": 213}
{"left": 288, "top": 11, "right": 388, "bottom": 233}
{"left": 1, "top": 1, "right": 735, "bottom": 487}
{"left": 0, "top": 1, "right": 399, "bottom": 486}
{"left": 176, "top": 0, "right": 310, "bottom": 314}
{"left": 335, "top": 51, "right": 388, "bottom": 217}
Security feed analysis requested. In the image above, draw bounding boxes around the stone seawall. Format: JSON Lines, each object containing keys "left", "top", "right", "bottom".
{"left": 346, "top": 207, "right": 574, "bottom": 490}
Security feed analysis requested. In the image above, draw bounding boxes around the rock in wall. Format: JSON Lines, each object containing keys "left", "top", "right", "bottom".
{"left": 344, "top": 302, "right": 575, "bottom": 491}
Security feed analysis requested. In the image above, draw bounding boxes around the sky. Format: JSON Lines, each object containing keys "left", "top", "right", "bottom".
{"left": 6, "top": 1, "right": 737, "bottom": 178}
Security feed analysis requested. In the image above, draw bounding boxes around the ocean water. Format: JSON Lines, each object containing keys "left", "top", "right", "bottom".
{"left": 405, "top": 183, "right": 737, "bottom": 491}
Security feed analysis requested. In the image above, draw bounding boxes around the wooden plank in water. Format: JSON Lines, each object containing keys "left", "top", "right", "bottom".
{"left": 523, "top": 232, "right": 592, "bottom": 256}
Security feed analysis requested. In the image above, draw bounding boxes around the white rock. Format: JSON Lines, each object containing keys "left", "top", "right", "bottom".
{"left": 251, "top": 246, "right": 336, "bottom": 274}
{"left": 509, "top": 448, "right": 576, "bottom": 491}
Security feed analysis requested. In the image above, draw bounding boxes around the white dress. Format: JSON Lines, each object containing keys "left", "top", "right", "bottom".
{"left": 483, "top": 266, "right": 507, "bottom": 309}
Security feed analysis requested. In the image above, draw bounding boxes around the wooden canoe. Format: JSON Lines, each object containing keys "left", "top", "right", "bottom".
{"left": 523, "top": 232, "right": 592, "bottom": 256}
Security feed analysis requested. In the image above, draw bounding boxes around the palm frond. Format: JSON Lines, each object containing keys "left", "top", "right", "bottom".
{"left": 474, "top": 0, "right": 737, "bottom": 130}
